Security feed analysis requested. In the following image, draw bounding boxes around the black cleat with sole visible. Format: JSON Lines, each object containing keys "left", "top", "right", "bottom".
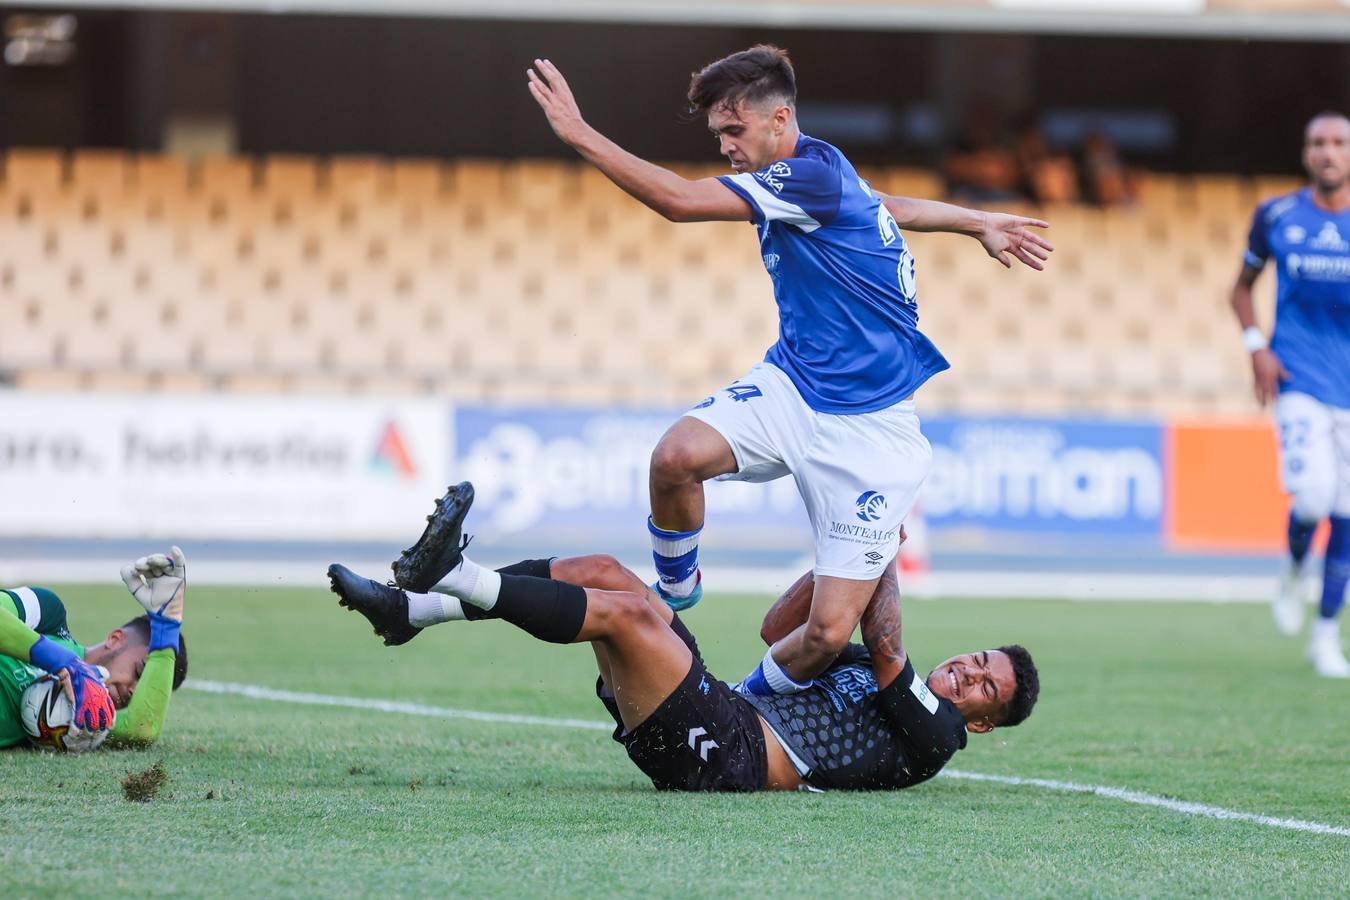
{"left": 328, "top": 563, "right": 423, "bottom": 646}
{"left": 392, "top": 481, "right": 476, "bottom": 593}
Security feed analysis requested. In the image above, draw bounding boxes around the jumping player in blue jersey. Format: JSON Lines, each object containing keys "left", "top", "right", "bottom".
{"left": 527, "top": 46, "right": 1052, "bottom": 695}
{"left": 1231, "top": 111, "right": 1350, "bottom": 678}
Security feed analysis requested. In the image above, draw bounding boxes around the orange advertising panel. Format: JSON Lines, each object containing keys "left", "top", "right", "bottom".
{"left": 1166, "top": 418, "right": 1289, "bottom": 551}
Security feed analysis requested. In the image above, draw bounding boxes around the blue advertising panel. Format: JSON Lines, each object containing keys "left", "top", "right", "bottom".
{"left": 921, "top": 417, "right": 1164, "bottom": 536}
{"left": 451, "top": 407, "right": 1166, "bottom": 559}
{"left": 451, "top": 406, "right": 810, "bottom": 558}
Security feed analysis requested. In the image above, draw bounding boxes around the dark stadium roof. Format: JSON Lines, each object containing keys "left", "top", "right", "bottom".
{"left": 16, "top": 0, "right": 1350, "bottom": 43}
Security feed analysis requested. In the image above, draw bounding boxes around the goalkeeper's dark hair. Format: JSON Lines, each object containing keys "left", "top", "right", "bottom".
{"left": 995, "top": 644, "right": 1039, "bottom": 727}
{"left": 687, "top": 44, "right": 796, "bottom": 117}
{"left": 121, "top": 615, "right": 188, "bottom": 690}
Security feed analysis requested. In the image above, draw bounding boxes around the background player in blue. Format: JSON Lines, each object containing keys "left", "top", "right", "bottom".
{"left": 528, "top": 47, "right": 1053, "bottom": 695}
{"left": 1230, "top": 111, "right": 1350, "bottom": 678}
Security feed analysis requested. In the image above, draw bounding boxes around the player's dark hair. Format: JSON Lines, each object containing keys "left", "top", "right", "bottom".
{"left": 687, "top": 44, "right": 796, "bottom": 116}
{"left": 121, "top": 615, "right": 189, "bottom": 690}
{"left": 996, "top": 644, "right": 1039, "bottom": 727}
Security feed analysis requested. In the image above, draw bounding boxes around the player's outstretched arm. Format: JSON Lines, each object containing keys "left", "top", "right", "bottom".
{"left": 107, "top": 648, "right": 175, "bottom": 747}
{"left": 120, "top": 546, "right": 186, "bottom": 634}
{"left": 0, "top": 598, "right": 44, "bottom": 661}
{"left": 526, "top": 58, "right": 751, "bottom": 223}
{"left": 1229, "top": 263, "right": 1286, "bottom": 407}
{"left": 111, "top": 547, "right": 187, "bottom": 746}
{"left": 880, "top": 194, "right": 1053, "bottom": 271}
{"left": 3, "top": 590, "right": 116, "bottom": 730}
{"left": 859, "top": 561, "right": 906, "bottom": 691}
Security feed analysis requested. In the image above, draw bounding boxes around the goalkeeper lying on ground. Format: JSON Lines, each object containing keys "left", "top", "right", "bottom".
{"left": 0, "top": 548, "right": 189, "bottom": 749}
{"left": 330, "top": 484, "right": 1039, "bottom": 791}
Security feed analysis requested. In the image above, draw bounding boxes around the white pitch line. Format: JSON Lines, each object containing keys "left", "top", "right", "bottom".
{"left": 186, "top": 679, "right": 1349, "bottom": 838}
{"left": 941, "top": 770, "right": 1350, "bottom": 838}
{"left": 187, "top": 680, "right": 613, "bottom": 732}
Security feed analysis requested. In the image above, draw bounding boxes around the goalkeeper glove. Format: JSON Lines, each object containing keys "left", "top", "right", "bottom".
{"left": 735, "top": 647, "right": 814, "bottom": 697}
{"left": 120, "top": 546, "right": 186, "bottom": 652}
{"left": 28, "top": 637, "right": 116, "bottom": 730}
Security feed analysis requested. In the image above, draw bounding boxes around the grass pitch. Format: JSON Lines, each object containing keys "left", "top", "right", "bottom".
{"left": 2, "top": 582, "right": 1348, "bottom": 897}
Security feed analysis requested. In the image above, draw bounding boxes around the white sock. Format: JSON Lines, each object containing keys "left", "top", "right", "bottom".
{"left": 406, "top": 590, "right": 467, "bottom": 628}
{"left": 661, "top": 568, "right": 700, "bottom": 598}
{"left": 432, "top": 555, "right": 502, "bottom": 611}
{"left": 1311, "top": 617, "right": 1340, "bottom": 644}
{"left": 650, "top": 518, "right": 701, "bottom": 598}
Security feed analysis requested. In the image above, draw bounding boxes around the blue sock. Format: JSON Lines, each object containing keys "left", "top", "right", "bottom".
{"left": 1319, "top": 517, "right": 1350, "bottom": 620}
{"left": 649, "top": 517, "right": 701, "bottom": 597}
{"left": 1288, "top": 512, "right": 1317, "bottom": 568}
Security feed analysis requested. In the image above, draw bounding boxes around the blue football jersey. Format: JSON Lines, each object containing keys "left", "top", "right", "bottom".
{"left": 717, "top": 135, "right": 949, "bottom": 414}
{"left": 1245, "top": 189, "right": 1350, "bottom": 408}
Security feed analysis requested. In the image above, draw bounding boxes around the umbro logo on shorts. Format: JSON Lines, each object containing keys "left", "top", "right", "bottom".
{"left": 864, "top": 551, "right": 884, "bottom": 564}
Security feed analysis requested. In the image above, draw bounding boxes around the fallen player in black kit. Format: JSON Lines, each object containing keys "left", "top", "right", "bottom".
{"left": 328, "top": 482, "right": 1039, "bottom": 792}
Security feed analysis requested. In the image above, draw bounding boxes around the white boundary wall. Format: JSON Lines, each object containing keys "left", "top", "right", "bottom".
{"left": 0, "top": 392, "right": 1287, "bottom": 600}
{"left": 0, "top": 553, "right": 1284, "bottom": 603}
{"left": 0, "top": 393, "right": 451, "bottom": 541}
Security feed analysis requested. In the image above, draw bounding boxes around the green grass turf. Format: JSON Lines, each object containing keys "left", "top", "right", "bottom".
{"left": 2, "top": 583, "right": 1348, "bottom": 897}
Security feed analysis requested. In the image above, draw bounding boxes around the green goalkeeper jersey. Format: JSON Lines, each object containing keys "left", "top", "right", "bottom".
{"left": 0, "top": 586, "right": 176, "bottom": 749}
{"left": 0, "top": 587, "right": 81, "bottom": 748}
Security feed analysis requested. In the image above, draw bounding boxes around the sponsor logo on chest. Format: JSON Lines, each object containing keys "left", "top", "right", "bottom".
{"left": 1309, "top": 221, "right": 1349, "bottom": 252}
{"left": 1287, "top": 252, "right": 1350, "bottom": 281}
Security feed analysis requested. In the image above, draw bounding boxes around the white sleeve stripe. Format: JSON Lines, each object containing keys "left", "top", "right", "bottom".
{"left": 727, "top": 173, "right": 821, "bottom": 233}
{"left": 909, "top": 670, "right": 939, "bottom": 714}
{"left": 11, "top": 587, "right": 41, "bottom": 628}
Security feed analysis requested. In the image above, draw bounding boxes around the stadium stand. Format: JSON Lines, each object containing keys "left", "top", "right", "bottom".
{"left": 0, "top": 149, "right": 1297, "bottom": 415}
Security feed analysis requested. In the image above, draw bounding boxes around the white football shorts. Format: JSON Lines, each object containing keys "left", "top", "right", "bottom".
{"left": 1275, "top": 391, "right": 1350, "bottom": 521}
{"left": 684, "top": 361, "right": 931, "bottom": 579}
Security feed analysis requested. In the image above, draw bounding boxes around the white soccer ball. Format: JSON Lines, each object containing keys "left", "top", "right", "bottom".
{"left": 20, "top": 671, "right": 114, "bottom": 753}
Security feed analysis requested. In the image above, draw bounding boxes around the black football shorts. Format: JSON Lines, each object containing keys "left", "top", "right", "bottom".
{"left": 596, "top": 619, "right": 767, "bottom": 792}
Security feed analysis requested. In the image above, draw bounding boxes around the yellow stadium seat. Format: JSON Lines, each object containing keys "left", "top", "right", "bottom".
{"left": 2, "top": 148, "right": 75, "bottom": 221}
{"left": 0, "top": 151, "right": 1280, "bottom": 412}
{"left": 393, "top": 158, "right": 449, "bottom": 197}
{"left": 3, "top": 148, "right": 65, "bottom": 194}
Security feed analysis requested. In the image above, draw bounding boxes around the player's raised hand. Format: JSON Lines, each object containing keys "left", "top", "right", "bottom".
{"left": 527, "top": 59, "right": 589, "bottom": 146}
{"left": 1251, "top": 348, "right": 1288, "bottom": 408}
{"left": 977, "top": 212, "right": 1054, "bottom": 271}
{"left": 121, "top": 546, "right": 186, "bottom": 623}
